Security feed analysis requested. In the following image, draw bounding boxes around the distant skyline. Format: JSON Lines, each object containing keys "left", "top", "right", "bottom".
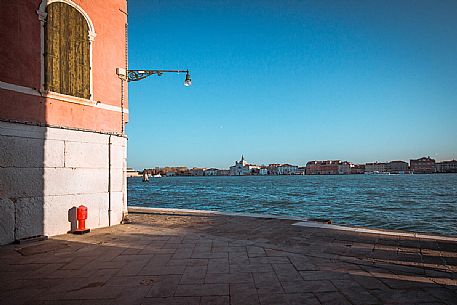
{"left": 134, "top": 154, "right": 455, "bottom": 171}
{"left": 127, "top": 0, "right": 457, "bottom": 170}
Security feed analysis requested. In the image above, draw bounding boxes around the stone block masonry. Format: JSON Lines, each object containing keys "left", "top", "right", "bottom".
{"left": 0, "top": 121, "right": 127, "bottom": 244}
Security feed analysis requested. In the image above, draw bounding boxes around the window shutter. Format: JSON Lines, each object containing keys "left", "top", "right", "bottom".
{"left": 45, "top": 2, "right": 90, "bottom": 99}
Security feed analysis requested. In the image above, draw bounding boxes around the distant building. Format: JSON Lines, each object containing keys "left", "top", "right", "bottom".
{"left": 338, "top": 161, "right": 353, "bottom": 175}
{"left": 189, "top": 168, "right": 206, "bottom": 176}
{"left": 351, "top": 164, "right": 365, "bottom": 174}
{"left": 386, "top": 161, "right": 409, "bottom": 173}
{"left": 410, "top": 157, "right": 435, "bottom": 174}
{"left": 277, "top": 164, "right": 298, "bottom": 175}
{"left": 259, "top": 168, "right": 268, "bottom": 175}
{"left": 126, "top": 168, "right": 141, "bottom": 178}
{"left": 267, "top": 164, "right": 281, "bottom": 175}
{"left": 305, "top": 161, "right": 319, "bottom": 175}
{"left": 205, "top": 168, "right": 219, "bottom": 176}
{"left": 229, "top": 155, "right": 259, "bottom": 175}
{"left": 365, "top": 162, "right": 386, "bottom": 173}
{"left": 435, "top": 160, "right": 457, "bottom": 173}
{"left": 250, "top": 167, "right": 261, "bottom": 175}
{"left": 296, "top": 167, "right": 307, "bottom": 175}
{"left": 173, "top": 167, "right": 190, "bottom": 176}
{"left": 230, "top": 155, "right": 249, "bottom": 175}
{"left": 306, "top": 160, "right": 340, "bottom": 175}
{"left": 217, "top": 169, "right": 230, "bottom": 176}
{"left": 144, "top": 166, "right": 189, "bottom": 176}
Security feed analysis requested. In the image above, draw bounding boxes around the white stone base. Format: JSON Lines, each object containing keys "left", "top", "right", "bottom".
{"left": 0, "top": 121, "right": 127, "bottom": 244}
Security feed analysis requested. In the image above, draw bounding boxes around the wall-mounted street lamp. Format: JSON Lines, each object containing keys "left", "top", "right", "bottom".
{"left": 117, "top": 68, "right": 191, "bottom": 86}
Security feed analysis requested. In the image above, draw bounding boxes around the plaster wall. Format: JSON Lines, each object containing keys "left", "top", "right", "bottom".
{"left": 0, "top": 121, "right": 127, "bottom": 244}
{"left": 0, "top": 0, "right": 129, "bottom": 133}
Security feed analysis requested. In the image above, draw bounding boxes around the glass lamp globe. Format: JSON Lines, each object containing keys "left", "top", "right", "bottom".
{"left": 184, "top": 72, "right": 192, "bottom": 86}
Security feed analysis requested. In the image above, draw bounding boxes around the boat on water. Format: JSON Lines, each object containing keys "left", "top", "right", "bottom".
{"left": 142, "top": 172, "right": 149, "bottom": 182}
{"left": 153, "top": 174, "right": 162, "bottom": 178}
{"left": 365, "top": 171, "right": 391, "bottom": 175}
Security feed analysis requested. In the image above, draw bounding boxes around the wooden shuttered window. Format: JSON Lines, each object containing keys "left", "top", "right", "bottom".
{"left": 45, "top": 2, "right": 90, "bottom": 99}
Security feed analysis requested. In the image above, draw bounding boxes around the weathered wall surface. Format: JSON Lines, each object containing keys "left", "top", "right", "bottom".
{"left": 0, "top": 0, "right": 129, "bottom": 133}
{"left": 0, "top": 0, "right": 129, "bottom": 245}
{"left": 0, "top": 121, "right": 127, "bottom": 244}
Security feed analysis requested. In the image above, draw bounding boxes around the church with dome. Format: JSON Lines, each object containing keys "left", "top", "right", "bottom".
{"left": 229, "top": 155, "right": 260, "bottom": 175}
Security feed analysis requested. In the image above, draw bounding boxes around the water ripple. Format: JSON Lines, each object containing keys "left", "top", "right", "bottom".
{"left": 128, "top": 174, "right": 457, "bottom": 236}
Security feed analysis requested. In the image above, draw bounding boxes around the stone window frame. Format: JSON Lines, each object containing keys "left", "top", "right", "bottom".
{"left": 37, "top": 0, "right": 96, "bottom": 103}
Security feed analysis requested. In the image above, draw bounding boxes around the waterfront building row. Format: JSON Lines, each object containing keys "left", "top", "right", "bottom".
{"left": 307, "top": 157, "right": 457, "bottom": 175}
{"left": 131, "top": 156, "right": 457, "bottom": 178}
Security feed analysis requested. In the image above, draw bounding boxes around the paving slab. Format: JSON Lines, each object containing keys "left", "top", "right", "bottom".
{"left": 1, "top": 209, "right": 456, "bottom": 305}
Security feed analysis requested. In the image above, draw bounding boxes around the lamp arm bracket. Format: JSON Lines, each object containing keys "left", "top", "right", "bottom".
{"left": 127, "top": 69, "right": 189, "bottom": 82}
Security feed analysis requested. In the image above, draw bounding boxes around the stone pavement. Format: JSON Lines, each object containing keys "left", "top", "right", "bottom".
{"left": 1, "top": 209, "right": 457, "bottom": 305}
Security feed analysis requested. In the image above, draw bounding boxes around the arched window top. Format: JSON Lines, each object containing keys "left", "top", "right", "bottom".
{"left": 42, "top": 0, "right": 94, "bottom": 99}
{"left": 38, "top": 0, "right": 96, "bottom": 40}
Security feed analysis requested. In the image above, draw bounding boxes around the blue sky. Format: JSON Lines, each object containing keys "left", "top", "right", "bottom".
{"left": 127, "top": 0, "right": 457, "bottom": 170}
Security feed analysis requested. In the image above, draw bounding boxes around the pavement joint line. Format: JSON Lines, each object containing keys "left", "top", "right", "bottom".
{"left": 292, "top": 222, "right": 457, "bottom": 242}
{"left": 128, "top": 206, "right": 457, "bottom": 242}
{"left": 2, "top": 211, "right": 456, "bottom": 305}
{"left": 133, "top": 212, "right": 434, "bottom": 278}
{"left": 128, "top": 206, "right": 307, "bottom": 221}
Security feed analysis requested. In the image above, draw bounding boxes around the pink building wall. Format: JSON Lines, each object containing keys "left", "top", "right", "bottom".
{"left": 0, "top": 0, "right": 129, "bottom": 244}
{"left": 0, "top": 0, "right": 128, "bottom": 133}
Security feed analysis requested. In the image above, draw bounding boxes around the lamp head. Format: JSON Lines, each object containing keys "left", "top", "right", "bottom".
{"left": 184, "top": 71, "right": 192, "bottom": 87}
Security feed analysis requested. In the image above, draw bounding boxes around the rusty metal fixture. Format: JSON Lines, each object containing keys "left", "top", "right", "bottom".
{"left": 127, "top": 69, "right": 191, "bottom": 86}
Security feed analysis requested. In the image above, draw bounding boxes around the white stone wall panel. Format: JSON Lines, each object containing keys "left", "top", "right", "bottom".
{"left": 0, "top": 168, "right": 45, "bottom": 198}
{"left": 0, "top": 135, "right": 44, "bottom": 168}
{"left": 46, "top": 127, "right": 109, "bottom": 144}
{"left": 44, "top": 139, "right": 65, "bottom": 167}
{"left": 0, "top": 136, "right": 64, "bottom": 168}
{"left": 109, "top": 191, "right": 124, "bottom": 226}
{"left": 15, "top": 197, "right": 45, "bottom": 240}
{"left": 43, "top": 193, "right": 109, "bottom": 237}
{"left": 110, "top": 168, "right": 124, "bottom": 193}
{"left": 110, "top": 135, "right": 126, "bottom": 146}
{"left": 0, "top": 198, "right": 15, "bottom": 244}
{"left": 0, "top": 122, "right": 127, "bottom": 244}
{"left": 65, "top": 141, "right": 108, "bottom": 168}
{"left": 43, "top": 168, "right": 108, "bottom": 196}
{"left": 110, "top": 143, "right": 126, "bottom": 169}
{"left": 0, "top": 121, "right": 46, "bottom": 139}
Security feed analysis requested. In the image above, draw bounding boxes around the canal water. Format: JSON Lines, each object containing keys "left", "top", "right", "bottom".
{"left": 128, "top": 174, "right": 457, "bottom": 236}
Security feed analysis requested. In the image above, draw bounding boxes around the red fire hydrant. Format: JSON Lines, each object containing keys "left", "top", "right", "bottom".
{"left": 74, "top": 205, "right": 90, "bottom": 234}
